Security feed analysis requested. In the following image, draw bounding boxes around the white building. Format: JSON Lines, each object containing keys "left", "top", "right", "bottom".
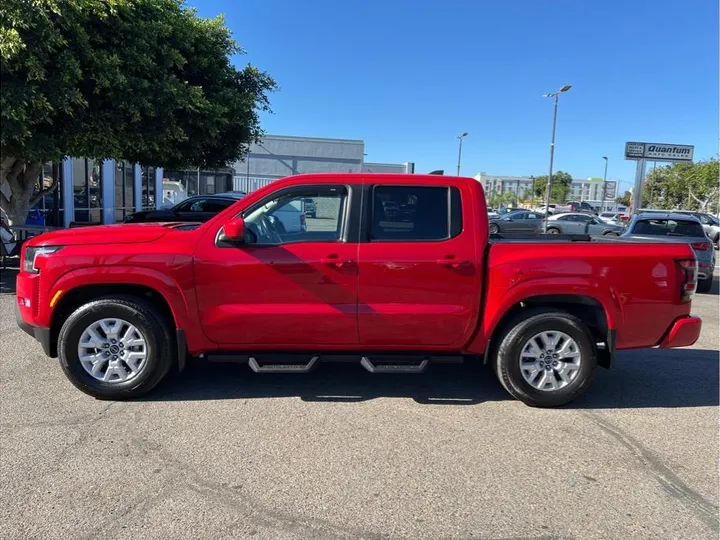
{"left": 232, "top": 134, "right": 414, "bottom": 192}
{"left": 474, "top": 172, "right": 617, "bottom": 202}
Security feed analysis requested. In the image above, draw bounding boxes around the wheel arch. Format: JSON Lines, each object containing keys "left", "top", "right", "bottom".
{"left": 481, "top": 294, "right": 616, "bottom": 369}
{"left": 48, "top": 282, "right": 181, "bottom": 358}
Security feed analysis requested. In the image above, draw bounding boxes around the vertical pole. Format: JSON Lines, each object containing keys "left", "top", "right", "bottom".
{"left": 101, "top": 159, "right": 115, "bottom": 224}
{"left": 543, "top": 94, "right": 559, "bottom": 232}
{"left": 601, "top": 158, "right": 608, "bottom": 213}
{"left": 155, "top": 167, "right": 163, "bottom": 209}
{"left": 133, "top": 164, "right": 142, "bottom": 211}
{"left": 62, "top": 157, "right": 74, "bottom": 228}
{"left": 631, "top": 159, "right": 646, "bottom": 215}
{"left": 456, "top": 137, "right": 463, "bottom": 177}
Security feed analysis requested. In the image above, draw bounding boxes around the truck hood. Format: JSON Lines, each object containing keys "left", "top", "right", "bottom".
{"left": 28, "top": 223, "right": 187, "bottom": 247}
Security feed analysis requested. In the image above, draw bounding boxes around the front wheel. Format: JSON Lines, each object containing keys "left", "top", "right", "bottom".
{"left": 546, "top": 227, "right": 560, "bottom": 234}
{"left": 603, "top": 231, "right": 620, "bottom": 236}
{"left": 57, "top": 297, "right": 174, "bottom": 399}
{"left": 493, "top": 310, "right": 597, "bottom": 407}
{"left": 489, "top": 223, "right": 499, "bottom": 235}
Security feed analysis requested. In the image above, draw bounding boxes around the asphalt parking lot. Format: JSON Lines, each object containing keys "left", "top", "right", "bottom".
{"left": 1, "top": 265, "right": 718, "bottom": 539}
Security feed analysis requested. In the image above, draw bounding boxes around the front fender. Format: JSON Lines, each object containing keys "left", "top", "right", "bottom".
{"left": 43, "top": 266, "right": 194, "bottom": 331}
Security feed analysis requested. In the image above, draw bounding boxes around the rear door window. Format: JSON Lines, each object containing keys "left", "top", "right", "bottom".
{"left": 371, "top": 186, "right": 461, "bottom": 241}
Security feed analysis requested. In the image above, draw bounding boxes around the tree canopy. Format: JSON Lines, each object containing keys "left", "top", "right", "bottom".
{"left": 1, "top": 0, "right": 276, "bottom": 224}
{"left": 532, "top": 171, "right": 572, "bottom": 203}
{"left": 643, "top": 158, "right": 719, "bottom": 212}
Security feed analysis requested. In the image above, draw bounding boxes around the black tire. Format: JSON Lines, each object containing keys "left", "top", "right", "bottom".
{"left": 493, "top": 310, "right": 597, "bottom": 407}
{"left": 546, "top": 227, "right": 560, "bottom": 234}
{"left": 489, "top": 223, "right": 499, "bottom": 234}
{"left": 697, "top": 275, "right": 713, "bottom": 294}
{"left": 57, "top": 297, "right": 174, "bottom": 399}
{"left": 603, "top": 231, "right": 620, "bottom": 236}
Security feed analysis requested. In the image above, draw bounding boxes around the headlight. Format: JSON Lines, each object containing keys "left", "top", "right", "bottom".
{"left": 23, "top": 246, "right": 63, "bottom": 273}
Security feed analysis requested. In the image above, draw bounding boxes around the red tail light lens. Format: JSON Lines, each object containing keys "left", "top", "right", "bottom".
{"left": 676, "top": 259, "right": 698, "bottom": 301}
{"left": 690, "top": 241, "right": 711, "bottom": 251}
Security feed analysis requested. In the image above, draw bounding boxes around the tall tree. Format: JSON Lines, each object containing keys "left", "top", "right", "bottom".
{"left": 616, "top": 191, "right": 632, "bottom": 207}
{"left": 1, "top": 0, "right": 276, "bottom": 225}
{"left": 643, "top": 158, "right": 719, "bottom": 211}
{"left": 533, "top": 170, "right": 572, "bottom": 202}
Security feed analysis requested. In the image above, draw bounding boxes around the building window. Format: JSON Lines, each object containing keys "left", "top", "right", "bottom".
{"left": 141, "top": 166, "right": 156, "bottom": 210}
{"left": 115, "top": 161, "right": 135, "bottom": 221}
{"left": 29, "top": 162, "right": 64, "bottom": 227}
{"left": 73, "top": 158, "right": 102, "bottom": 223}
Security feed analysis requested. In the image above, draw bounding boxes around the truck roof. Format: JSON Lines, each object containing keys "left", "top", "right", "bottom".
{"left": 280, "top": 172, "right": 478, "bottom": 184}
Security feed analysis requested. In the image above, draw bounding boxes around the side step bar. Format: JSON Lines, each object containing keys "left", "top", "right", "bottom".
{"left": 248, "top": 356, "right": 319, "bottom": 373}
{"left": 204, "top": 353, "right": 466, "bottom": 373}
{"left": 360, "top": 356, "right": 429, "bottom": 374}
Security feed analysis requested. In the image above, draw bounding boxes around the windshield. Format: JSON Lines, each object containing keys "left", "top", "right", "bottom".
{"left": 632, "top": 219, "right": 705, "bottom": 237}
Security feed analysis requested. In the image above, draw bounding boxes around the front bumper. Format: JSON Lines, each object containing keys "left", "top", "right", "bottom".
{"left": 15, "top": 300, "right": 54, "bottom": 357}
{"left": 659, "top": 316, "right": 702, "bottom": 349}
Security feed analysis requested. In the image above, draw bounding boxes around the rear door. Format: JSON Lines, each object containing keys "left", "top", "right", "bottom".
{"left": 563, "top": 214, "right": 589, "bottom": 233}
{"left": 357, "top": 181, "right": 482, "bottom": 347}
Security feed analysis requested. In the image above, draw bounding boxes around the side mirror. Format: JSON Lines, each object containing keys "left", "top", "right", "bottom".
{"left": 222, "top": 217, "right": 246, "bottom": 242}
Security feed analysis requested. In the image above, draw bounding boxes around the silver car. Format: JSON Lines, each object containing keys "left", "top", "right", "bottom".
{"left": 547, "top": 213, "right": 625, "bottom": 236}
{"left": 674, "top": 211, "right": 720, "bottom": 248}
{"left": 622, "top": 213, "right": 716, "bottom": 293}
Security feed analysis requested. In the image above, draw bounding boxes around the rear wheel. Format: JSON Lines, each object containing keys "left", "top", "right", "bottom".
{"left": 57, "top": 297, "right": 174, "bottom": 399}
{"left": 697, "top": 275, "right": 713, "bottom": 293}
{"left": 493, "top": 310, "right": 597, "bottom": 407}
{"left": 603, "top": 231, "right": 620, "bottom": 236}
{"left": 489, "top": 223, "right": 499, "bottom": 234}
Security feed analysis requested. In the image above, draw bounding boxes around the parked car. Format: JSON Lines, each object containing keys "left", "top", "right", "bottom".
{"left": 598, "top": 212, "right": 624, "bottom": 225}
{"left": 534, "top": 204, "right": 557, "bottom": 214}
{"left": 488, "top": 210, "right": 544, "bottom": 235}
{"left": 555, "top": 201, "right": 597, "bottom": 215}
{"left": 674, "top": 211, "right": 720, "bottom": 248}
{"left": 16, "top": 174, "right": 702, "bottom": 407}
{"left": 123, "top": 192, "right": 245, "bottom": 223}
{"left": 265, "top": 199, "right": 306, "bottom": 234}
{"left": 622, "top": 213, "right": 715, "bottom": 293}
{"left": 547, "top": 213, "right": 625, "bottom": 236}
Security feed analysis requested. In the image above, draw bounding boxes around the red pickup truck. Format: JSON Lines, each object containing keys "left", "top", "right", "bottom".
{"left": 16, "top": 174, "right": 702, "bottom": 407}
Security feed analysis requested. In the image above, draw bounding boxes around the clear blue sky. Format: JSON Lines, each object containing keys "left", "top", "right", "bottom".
{"left": 189, "top": 0, "right": 717, "bottom": 191}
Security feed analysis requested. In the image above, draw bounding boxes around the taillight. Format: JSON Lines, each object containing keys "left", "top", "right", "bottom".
{"left": 690, "top": 241, "right": 711, "bottom": 251}
{"left": 676, "top": 259, "right": 698, "bottom": 301}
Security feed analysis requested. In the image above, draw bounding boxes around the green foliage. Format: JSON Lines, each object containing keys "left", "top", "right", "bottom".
{"left": 532, "top": 170, "right": 572, "bottom": 203}
{"left": 616, "top": 191, "right": 632, "bottom": 206}
{"left": 644, "top": 158, "right": 719, "bottom": 211}
{"left": 1, "top": 0, "right": 276, "bottom": 168}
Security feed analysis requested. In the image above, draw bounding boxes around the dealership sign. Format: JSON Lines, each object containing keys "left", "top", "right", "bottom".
{"left": 624, "top": 141, "right": 694, "bottom": 162}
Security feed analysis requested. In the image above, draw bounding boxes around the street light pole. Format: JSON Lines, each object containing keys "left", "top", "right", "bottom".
{"left": 542, "top": 85, "right": 571, "bottom": 232}
{"left": 456, "top": 132, "right": 468, "bottom": 176}
{"left": 601, "top": 156, "right": 608, "bottom": 213}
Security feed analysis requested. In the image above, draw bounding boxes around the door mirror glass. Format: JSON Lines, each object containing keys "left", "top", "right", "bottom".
{"left": 222, "top": 217, "right": 246, "bottom": 242}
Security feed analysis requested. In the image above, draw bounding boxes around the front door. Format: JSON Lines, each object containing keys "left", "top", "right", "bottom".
{"left": 194, "top": 184, "right": 360, "bottom": 346}
{"left": 357, "top": 182, "right": 482, "bottom": 347}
